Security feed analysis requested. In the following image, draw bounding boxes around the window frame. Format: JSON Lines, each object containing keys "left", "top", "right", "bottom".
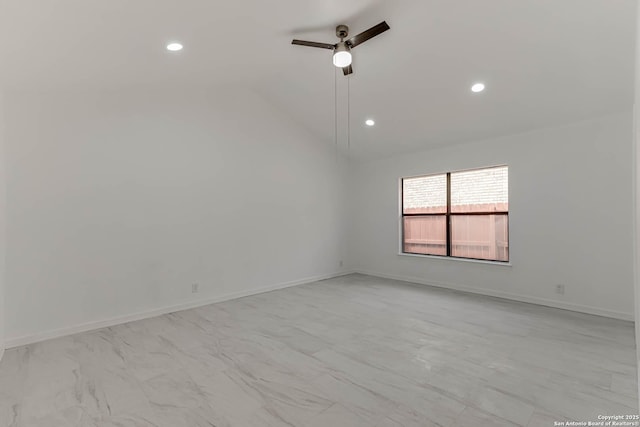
{"left": 400, "top": 165, "right": 509, "bottom": 263}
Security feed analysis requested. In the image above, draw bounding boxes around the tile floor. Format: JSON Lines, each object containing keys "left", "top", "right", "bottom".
{"left": 0, "top": 274, "right": 637, "bottom": 426}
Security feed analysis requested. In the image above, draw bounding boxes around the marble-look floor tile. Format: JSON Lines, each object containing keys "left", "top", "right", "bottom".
{"left": 304, "top": 403, "right": 371, "bottom": 427}
{"left": 472, "top": 386, "right": 535, "bottom": 426}
{"left": 527, "top": 410, "right": 568, "bottom": 427}
{"left": 0, "top": 273, "right": 636, "bottom": 426}
{"left": 611, "top": 372, "right": 639, "bottom": 397}
{"left": 452, "top": 406, "right": 520, "bottom": 427}
{"left": 309, "top": 373, "right": 394, "bottom": 424}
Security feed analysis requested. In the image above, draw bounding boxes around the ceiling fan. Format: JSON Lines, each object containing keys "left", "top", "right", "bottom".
{"left": 292, "top": 21, "right": 390, "bottom": 76}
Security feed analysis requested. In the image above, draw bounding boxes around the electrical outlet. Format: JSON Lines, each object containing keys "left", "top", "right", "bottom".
{"left": 192, "top": 283, "right": 199, "bottom": 294}
{"left": 339, "top": 260, "right": 344, "bottom": 268}
{"left": 555, "top": 284, "right": 565, "bottom": 295}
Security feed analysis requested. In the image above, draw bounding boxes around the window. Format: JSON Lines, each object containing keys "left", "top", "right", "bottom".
{"left": 402, "top": 166, "right": 509, "bottom": 262}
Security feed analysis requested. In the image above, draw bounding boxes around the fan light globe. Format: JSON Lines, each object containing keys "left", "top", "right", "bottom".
{"left": 333, "top": 44, "right": 352, "bottom": 68}
{"left": 471, "top": 83, "right": 485, "bottom": 93}
{"left": 166, "top": 42, "right": 183, "bottom": 52}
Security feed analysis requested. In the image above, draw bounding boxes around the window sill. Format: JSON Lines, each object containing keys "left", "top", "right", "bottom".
{"left": 397, "top": 252, "right": 512, "bottom": 267}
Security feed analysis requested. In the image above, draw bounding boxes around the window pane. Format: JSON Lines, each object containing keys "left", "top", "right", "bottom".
{"left": 451, "top": 166, "right": 508, "bottom": 213}
{"left": 451, "top": 214, "right": 509, "bottom": 261}
{"left": 403, "top": 216, "right": 447, "bottom": 256}
{"left": 403, "top": 174, "right": 447, "bottom": 214}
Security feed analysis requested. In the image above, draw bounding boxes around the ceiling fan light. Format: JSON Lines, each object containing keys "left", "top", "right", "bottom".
{"left": 471, "top": 83, "right": 485, "bottom": 93}
{"left": 333, "top": 44, "right": 352, "bottom": 68}
{"left": 166, "top": 42, "right": 183, "bottom": 52}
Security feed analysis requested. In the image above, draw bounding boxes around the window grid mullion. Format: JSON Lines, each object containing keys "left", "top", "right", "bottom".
{"left": 446, "top": 173, "right": 451, "bottom": 257}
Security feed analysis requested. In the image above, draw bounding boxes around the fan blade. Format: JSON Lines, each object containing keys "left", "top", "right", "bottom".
{"left": 291, "top": 40, "right": 335, "bottom": 50}
{"left": 346, "top": 21, "right": 390, "bottom": 48}
{"left": 342, "top": 65, "right": 354, "bottom": 76}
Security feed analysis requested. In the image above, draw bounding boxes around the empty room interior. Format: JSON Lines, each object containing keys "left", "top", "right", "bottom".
{"left": 1, "top": 1, "right": 640, "bottom": 426}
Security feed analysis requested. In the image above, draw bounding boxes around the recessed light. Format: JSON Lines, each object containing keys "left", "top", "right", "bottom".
{"left": 365, "top": 119, "right": 375, "bottom": 126}
{"left": 471, "top": 83, "right": 485, "bottom": 93}
{"left": 166, "top": 42, "right": 183, "bottom": 52}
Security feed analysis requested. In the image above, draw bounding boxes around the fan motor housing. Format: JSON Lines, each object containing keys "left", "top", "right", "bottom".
{"left": 336, "top": 25, "right": 349, "bottom": 39}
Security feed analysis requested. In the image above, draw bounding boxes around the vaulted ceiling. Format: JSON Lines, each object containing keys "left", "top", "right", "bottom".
{"left": 0, "top": 0, "right": 636, "bottom": 159}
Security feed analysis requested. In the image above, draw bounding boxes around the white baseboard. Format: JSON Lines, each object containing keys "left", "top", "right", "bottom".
{"left": 6, "top": 269, "right": 630, "bottom": 349}
{"left": 354, "top": 270, "right": 635, "bottom": 322}
{"left": 5, "top": 271, "right": 350, "bottom": 349}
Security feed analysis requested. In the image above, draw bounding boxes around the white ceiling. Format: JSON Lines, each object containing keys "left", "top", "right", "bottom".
{"left": 0, "top": 0, "right": 636, "bottom": 160}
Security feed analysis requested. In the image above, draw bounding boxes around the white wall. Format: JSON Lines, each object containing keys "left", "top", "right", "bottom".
{"left": 634, "top": 0, "right": 640, "bottom": 406}
{"left": 3, "top": 87, "right": 347, "bottom": 345}
{"left": 349, "top": 112, "right": 635, "bottom": 320}
{"left": 635, "top": 101, "right": 640, "bottom": 412}
{"left": 0, "top": 94, "right": 6, "bottom": 359}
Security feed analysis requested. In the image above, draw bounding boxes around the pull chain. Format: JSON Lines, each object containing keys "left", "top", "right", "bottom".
{"left": 334, "top": 66, "right": 339, "bottom": 164}
{"left": 347, "top": 74, "right": 351, "bottom": 156}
